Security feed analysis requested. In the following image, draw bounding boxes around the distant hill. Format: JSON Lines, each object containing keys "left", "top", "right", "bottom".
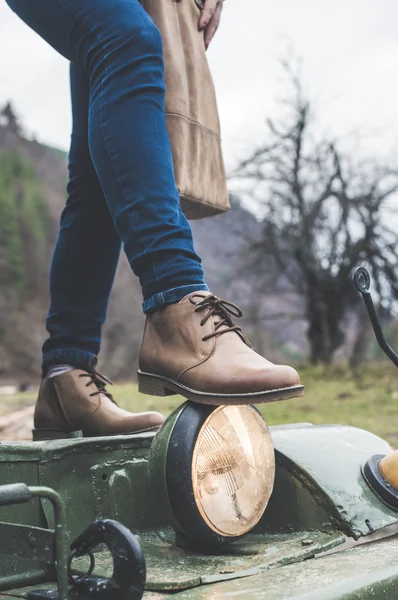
{"left": 0, "top": 110, "right": 307, "bottom": 382}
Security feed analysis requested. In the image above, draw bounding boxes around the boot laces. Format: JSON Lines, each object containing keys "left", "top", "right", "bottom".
{"left": 79, "top": 369, "right": 115, "bottom": 402}
{"left": 190, "top": 294, "right": 252, "bottom": 347}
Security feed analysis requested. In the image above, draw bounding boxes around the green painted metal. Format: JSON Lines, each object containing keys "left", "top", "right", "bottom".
{"left": 0, "top": 588, "right": 167, "bottom": 599}
{"left": 0, "top": 452, "right": 47, "bottom": 587}
{"left": 0, "top": 423, "right": 397, "bottom": 597}
{"left": 168, "top": 535, "right": 398, "bottom": 599}
{"left": 0, "top": 434, "right": 164, "bottom": 589}
{"left": 29, "top": 487, "right": 69, "bottom": 600}
{"left": 264, "top": 424, "right": 397, "bottom": 539}
{"left": 0, "top": 573, "right": 50, "bottom": 595}
{"left": 0, "top": 523, "right": 54, "bottom": 563}
{"left": 35, "top": 433, "right": 164, "bottom": 538}
{"left": 0, "top": 485, "right": 69, "bottom": 599}
{"left": 140, "top": 529, "right": 343, "bottom": 591}
{"left": 74, "top": 528, "right": 342, "bottom": 592}
{"left": 4, "top": 535, "right": 398, "bottom": 599}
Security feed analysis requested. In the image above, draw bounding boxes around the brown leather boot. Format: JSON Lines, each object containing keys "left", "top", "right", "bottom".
{"left": 33, "top": 368, "right": 164, "bottom": 441}
{"left": 138, "top": 293, "right": 304, "bottom": 405}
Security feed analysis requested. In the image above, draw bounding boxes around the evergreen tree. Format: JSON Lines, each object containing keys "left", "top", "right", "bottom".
{"left": 0, "top": 102, "right": 23, "bottom": 136}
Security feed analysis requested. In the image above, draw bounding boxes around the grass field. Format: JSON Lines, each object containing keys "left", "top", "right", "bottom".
{"left": 2, "top": 362, "right": 398, "bottom": 445}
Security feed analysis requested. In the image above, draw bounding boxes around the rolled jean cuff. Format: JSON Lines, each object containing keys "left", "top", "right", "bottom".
{"left": 42, "top": 348, "right": 97, "bottom": 375}
{"left": 142, "top": 284, "right": 209, "bottom": 314}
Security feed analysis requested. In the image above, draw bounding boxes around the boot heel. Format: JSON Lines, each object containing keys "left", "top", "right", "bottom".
{"left": 32, "top": 429, "right": 83, "bottom": 442}
{"left": 137, "top": 372, "right": 174, "bottom": 397}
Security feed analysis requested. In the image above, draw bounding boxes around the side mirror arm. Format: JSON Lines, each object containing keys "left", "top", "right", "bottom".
{"left": 353, "top": 267, "right": 398, "bottom": 368}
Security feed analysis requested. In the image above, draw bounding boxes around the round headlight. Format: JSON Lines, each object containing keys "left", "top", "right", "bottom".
{"left": 148, "top": 402, "right": 275, "bottom": 546}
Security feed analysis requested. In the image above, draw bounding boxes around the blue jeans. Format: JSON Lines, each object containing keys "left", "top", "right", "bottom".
{"left": 6, "top": 0, "right": 208, "bottom": 372}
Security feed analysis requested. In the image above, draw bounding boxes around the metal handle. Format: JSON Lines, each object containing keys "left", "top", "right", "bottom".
{"left": 0, "top": 483, "right": 32, "bottom": 506}
{"left": 0, "top": 484, "right": 69, "bottom": 600}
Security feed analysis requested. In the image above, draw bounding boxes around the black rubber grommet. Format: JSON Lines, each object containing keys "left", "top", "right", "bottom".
{"left": 362, "top": 454, "right": 398, "bottom": 510}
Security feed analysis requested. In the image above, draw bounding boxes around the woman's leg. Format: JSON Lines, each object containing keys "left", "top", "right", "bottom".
{"left": 33, "top": 61, "right": 164, "bottom": 438}
{"left": 6, "top": 0, "right": 302, "bottom": 415}
{"left": 42, "top": 64, "right": 121, "bottom": 372}
{"left": 6, "top": 0, "right": 208, "bottom": 323}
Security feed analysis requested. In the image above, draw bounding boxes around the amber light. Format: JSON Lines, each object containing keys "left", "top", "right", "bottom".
{"left": 192, "top": 405, "right": 275, "bottom": 537}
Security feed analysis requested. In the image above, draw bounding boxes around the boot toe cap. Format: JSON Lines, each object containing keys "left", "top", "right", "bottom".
{"left": 278, "top": 365, "right": 301, "bottom": 389}
{"left": 244, "top": 364, "right": 301, "bottom": 393}
{"left": 146, "top": 411, "right": 165, "bottom": 427}
{"left": 115, "top": 411, "right": 165, "bottom": 435}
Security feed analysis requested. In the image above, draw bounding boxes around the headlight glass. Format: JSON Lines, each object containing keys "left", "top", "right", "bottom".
{"left": 192, "top": 405, "right": 275, "bottom": 537}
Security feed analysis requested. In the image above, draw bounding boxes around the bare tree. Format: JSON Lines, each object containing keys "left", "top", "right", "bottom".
{"left": 231, "top": 63, "right": 398, "bottom": 364}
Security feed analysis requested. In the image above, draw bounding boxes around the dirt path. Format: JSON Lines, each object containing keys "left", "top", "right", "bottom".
{"left": 0, "top": 405, "right": 34, "bottom": 441}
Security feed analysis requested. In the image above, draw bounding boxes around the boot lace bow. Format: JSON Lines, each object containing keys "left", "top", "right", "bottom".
{"left": 79, "top": 368, "right": 115, "bottom": 402}
{"left": 190, "top": 294, "right": 251, "bottom": 346}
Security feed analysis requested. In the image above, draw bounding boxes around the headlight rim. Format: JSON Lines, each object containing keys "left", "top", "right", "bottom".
{"left": 164, "top": 402, "right": 274, "bottom": 546}
{"left": 165, "top": 402, "right": 229, "bottom": 546}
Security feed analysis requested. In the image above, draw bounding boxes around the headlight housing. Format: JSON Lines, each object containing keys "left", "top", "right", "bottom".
{"left": 148, "top": 402, "right": 275, "bottom": 546}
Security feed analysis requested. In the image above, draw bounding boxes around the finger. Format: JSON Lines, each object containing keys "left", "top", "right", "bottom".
{"left": 199, "top": 0, "right": 218, "bottom": 31}
{"left": 204, "top": 1, "right": 222, "bottom": 49}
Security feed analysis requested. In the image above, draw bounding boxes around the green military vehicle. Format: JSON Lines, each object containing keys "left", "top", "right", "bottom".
{"left": 1, "top": 267, "right": 398, "bottom": 600}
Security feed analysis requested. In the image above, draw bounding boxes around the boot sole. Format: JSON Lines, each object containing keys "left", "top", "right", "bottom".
{"left": 137, "top": 370, "right": 304, "bottom": 405}
{"left": 32, "top": 426, "right": 160, "bottom": 442}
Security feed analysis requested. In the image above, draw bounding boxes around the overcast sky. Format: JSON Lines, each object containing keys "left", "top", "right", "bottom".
{"left": 1, "top": 0, "right": 398, "bottom": 170}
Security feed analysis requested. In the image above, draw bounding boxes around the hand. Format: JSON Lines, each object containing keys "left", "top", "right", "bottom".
{"left": 199, "top": 0, "right": 223, "bottom": 50}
